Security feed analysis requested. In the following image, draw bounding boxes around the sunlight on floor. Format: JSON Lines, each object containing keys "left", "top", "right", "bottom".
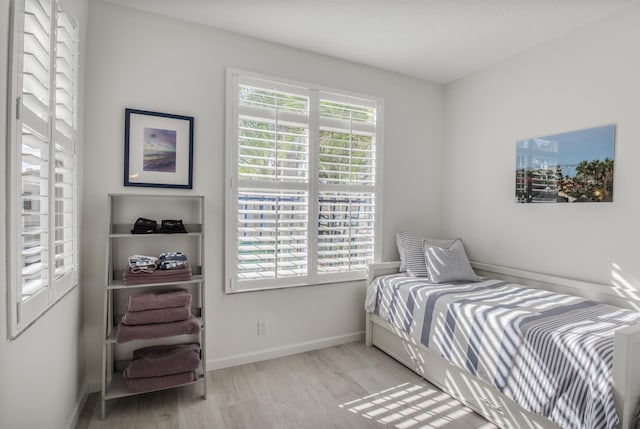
{"left": 339, "top": 382, "right": 496, "bottom": 428}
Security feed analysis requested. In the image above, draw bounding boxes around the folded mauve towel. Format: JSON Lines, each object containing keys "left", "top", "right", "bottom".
{"left": 124, "top": 343, "right": 201, "bottom": 378}
{"left": 123, "top": 273, "right": 192, "bottom": 286}
{"left": 127, "top": 289, "right": 192, "bottom": 312}
{"left": 123, "top": 265, "right": 192, "bottom": 285}
{"left": 116, "top": 314, "right": 201, "bottom": 343}
{"left": 121, "top": 305, "right": 191, "bottom": 325}
{"left": 124, "top": 370, "right": 197, "bottom": 393}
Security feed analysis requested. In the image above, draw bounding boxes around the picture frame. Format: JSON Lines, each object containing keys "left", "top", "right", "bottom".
{"left": 124, "top": 108, "right": 194, "bottom": 189}
{"left": 515, "top": 124, "right": 615, "bottom": 203}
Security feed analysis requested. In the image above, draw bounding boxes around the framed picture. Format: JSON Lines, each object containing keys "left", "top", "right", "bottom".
{"left": 124, "top": 108, "right": 194, "bottom": 189}
{"left": 515, "top": 124, "right": 615, "bottom": 203}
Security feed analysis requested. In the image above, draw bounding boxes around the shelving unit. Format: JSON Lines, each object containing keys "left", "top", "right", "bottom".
{"left": 100, "top": 194, "right": 206, "bottom": 419}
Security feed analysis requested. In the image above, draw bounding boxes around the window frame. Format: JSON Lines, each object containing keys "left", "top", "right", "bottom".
{"left": 7, "top": 0, "right": 79, "bottom": 337}
{"left": 225, "top": 69, "right": 384, "bottom": 293}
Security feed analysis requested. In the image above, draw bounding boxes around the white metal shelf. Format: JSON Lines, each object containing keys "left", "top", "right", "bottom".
{"left": 101, "top": 193, "right": 207, "bottom": 420}
{"left": 107, "top": 274, "right": 204, "bottom": 290}
{"left": 108, "top": 232, "right": 203, "bottom": 238}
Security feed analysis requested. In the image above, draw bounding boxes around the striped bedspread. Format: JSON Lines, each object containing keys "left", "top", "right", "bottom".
{"left": 365, "top": 274, "right": 640, "bottom": 429}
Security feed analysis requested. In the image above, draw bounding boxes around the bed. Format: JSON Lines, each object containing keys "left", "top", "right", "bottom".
{"left": 365, "top": 261, "right": 640, "bottom": 429}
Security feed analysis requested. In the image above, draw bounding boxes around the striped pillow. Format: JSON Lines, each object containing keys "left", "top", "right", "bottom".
{"left": 397, "top": 233, "right": 459, "bottom": 278}
{"left": 396, "top": 232, "right": 429, "bottom": 277}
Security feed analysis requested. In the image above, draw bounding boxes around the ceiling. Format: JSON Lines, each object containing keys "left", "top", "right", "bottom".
{"left": 101, "top": 0, "right": 640, "bottom": 84}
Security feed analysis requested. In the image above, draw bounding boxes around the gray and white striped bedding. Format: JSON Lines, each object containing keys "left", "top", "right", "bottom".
{"left": 365, "top": 274, "right": 640, "bottom": 429}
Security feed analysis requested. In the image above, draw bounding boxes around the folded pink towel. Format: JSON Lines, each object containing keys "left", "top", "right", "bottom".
{"left": 124, "top": 343, "right": 201, "bottom": 378}
{"left": 123, "top": 273, "right": 192, "bottom": 286}
{"left": 121, "top": 305, "right": 191, "bottom": 325}
{"left": 124, "top": 370, "right": 197, "bottom": 393}
{"left": 127, "top": 289, "right": 192, "bottom": 312}
{"left": 123, "top": 263, "right": 192, "bottom": 285}
{"left": 116, "top": 315, "right": 201, "bottom": 343}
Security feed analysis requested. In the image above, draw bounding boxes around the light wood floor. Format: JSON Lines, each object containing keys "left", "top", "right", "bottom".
{"left": 76, "top": 341, "right": 496, "bottom": 429}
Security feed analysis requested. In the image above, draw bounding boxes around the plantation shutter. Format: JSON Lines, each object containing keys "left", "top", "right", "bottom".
{"left": 19, "top": 0, "right": 53, "bottom": 308}
{"left": 234, "top": 76, "right": 310, "bottom": 286}
{"left": 227, "top": 72, "right": 381, "bottom": 292}
{"left": 9, "top": 0, "right": 79, "bottom": 335}
{"left": 52, "top": 5, "right": 78, "bottom": 293}
{"left": 318, "top": 95, "right": 377, "bottom": 274}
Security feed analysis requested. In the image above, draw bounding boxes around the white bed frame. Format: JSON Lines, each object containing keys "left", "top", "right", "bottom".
{"left": 365, "top": 261, "right": 640, "bottom": 429}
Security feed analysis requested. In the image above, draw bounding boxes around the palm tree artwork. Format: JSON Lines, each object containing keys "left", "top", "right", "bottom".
{"left": 515, "top": 125, "right": 615, "bottom": 203}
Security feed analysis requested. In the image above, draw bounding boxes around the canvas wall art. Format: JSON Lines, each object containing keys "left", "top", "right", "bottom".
{"left": 515, "top": 124, "right": 615, "bottom": 203}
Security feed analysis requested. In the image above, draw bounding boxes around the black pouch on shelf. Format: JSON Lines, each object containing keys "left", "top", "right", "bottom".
{"left": 159, "top": 219, "right": 188, "bottom": 234}
{"left": 131, "top": 217, "right": 158, "bottom": 234}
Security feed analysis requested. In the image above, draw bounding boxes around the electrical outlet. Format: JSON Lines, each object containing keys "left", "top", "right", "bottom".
{"left": 258, "top": 320, "right": 267, "bottom": 336}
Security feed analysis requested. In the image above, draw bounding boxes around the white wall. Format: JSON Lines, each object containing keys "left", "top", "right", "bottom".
{"left": 83, "top": 0, "right": 443, "bottom": 385}
{"left": 5, "top": 0, "right": 638, "bottom": 420}
{"left": 443, "top": 5, "right": 640, "bottom": 295}
{"left": 0, "top": 0, "right": 89, "bottom": 428}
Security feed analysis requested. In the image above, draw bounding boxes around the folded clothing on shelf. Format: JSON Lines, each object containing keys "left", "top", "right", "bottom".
{"left": 124, "top": 343, "right": 201, "bottom": 379}
{"left": 120, "top": 304, "right": 192, "bottom": 325}
{"left": 159, "top": 260, "right": 188, "bottom": 270}
{"left": 116, "top": 314, "right": 201, "bottom": 343}
{"left": 127, "top": 254, "right": 158, "bottom": 273}
{"left": 159, "top": 252, "right": 187, "bottom": 262}
{"left": 158, "top": 219, "right": 188, "bottom": 234}
{"left": 127, "top": 289, "right": 192, "bottom": 312}
{"left": 124, "top": 371, "right": 197, "bottom": 393}
{"left": 158, "top": 252, "right": 188, "bottom": 270}
{"left": 130, "top": 217, "right": 158, "bottom": 234}
{"left": 129, "top": 218, "right": 188, "bottom": 234}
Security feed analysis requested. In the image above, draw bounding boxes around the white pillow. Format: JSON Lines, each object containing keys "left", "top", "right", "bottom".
{"left": 424, "top": 239, "right": 480, "bottom": 284}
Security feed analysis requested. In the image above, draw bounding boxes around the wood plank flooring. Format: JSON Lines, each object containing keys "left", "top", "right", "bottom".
{"left": 76, "top": 341, "right": 496, "bottom": 429}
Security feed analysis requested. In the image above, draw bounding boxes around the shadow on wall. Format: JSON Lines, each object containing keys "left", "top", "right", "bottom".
{"left": 610, "top": 263, "right": 640, "bottom": 312}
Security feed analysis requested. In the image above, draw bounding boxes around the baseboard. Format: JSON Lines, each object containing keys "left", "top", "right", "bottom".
{"left": 207, "top": 331, "right": 365, "bottom": 370}
{"left": 87, "top": 379, "right": 101, "bottom": 394}
{"left": 66, "top": 380, "right": 89, "bottom": 429}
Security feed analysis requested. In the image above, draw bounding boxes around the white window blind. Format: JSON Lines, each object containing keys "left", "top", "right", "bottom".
{"left": 226, "top": 71, "right": 382, "bottom": 292}
{"left": 8, "top": 0, "right": 79, "bottom": 336}
{"left": 318, "top": 96, "right": 377, "bottom": 274}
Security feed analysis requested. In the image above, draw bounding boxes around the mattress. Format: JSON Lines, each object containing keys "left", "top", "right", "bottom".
{"left": 365, "top": 274, "right": 640, "bottom": 429}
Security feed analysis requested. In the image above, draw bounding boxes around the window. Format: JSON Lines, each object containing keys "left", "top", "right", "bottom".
{"left": 7, "top": 0, "right": 79, "bottom": 336}
{"left": 225, "top": 71, "right": 382, "bottom": 292}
